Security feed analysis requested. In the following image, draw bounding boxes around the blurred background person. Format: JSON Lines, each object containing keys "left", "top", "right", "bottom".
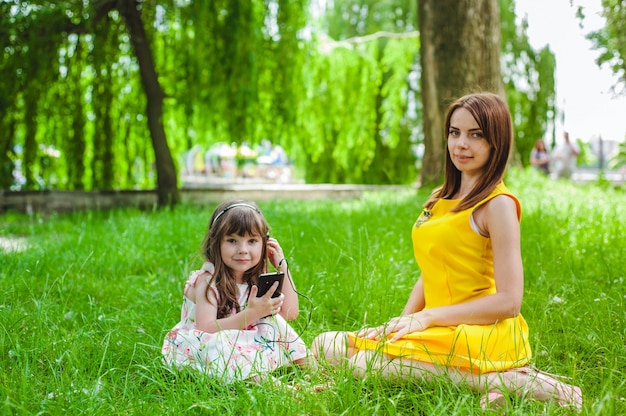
{"left": 552, "top": 132, "right": 580, "bottom": 179}
{"left": 530, "top": 139, "right": 551, "bottom": 175}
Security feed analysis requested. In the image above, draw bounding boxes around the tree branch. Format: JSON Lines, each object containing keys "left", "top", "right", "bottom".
{"left": 319, "top": 30, "right": 419, "bottom": 51}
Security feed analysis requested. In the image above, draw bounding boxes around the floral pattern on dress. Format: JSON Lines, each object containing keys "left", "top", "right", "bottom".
{"left": 161, "top": 266, "right": 307, "bottom": 383}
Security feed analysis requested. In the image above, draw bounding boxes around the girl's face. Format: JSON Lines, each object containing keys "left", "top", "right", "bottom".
{"left": 448, "top": 107, "right": 491, "bottom": 175}
{"left": 220, "top": 232, "right": 264, "bottom": 281}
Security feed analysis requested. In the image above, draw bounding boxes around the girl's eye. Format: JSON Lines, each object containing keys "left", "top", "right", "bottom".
{"left": 449, "top": 129, "right": 460, "bottom": 137}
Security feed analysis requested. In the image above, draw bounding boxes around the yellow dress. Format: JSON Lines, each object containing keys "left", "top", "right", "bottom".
{"left": 352, "top": 182, "right": 531, "bottom": 373}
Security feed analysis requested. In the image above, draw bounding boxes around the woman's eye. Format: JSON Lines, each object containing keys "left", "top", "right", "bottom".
{"left": 449, "top": 130, "right": 459, "bottom": 137}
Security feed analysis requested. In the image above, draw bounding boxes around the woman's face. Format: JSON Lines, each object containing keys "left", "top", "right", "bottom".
{"left": 220, "top": 232, "right": 264, "bottom": 280}
{"left": 537, "top": 140, "right": 546, "bottom": 151}
{"left": 447, "top": 107, "right": 491, "bottom": 175}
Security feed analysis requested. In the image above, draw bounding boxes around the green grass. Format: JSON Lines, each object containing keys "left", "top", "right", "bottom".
{"left": 1, "top": 168, "right": 625, "bottom": 415}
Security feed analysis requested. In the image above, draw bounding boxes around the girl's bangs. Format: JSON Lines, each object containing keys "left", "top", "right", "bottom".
{"left": 225, "top": 210, "right": 265, "bottom": 237}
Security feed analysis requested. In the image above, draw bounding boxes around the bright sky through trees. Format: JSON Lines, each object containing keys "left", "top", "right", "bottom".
{"left": 516, "top": 0, "right": 626, "bottom": 142}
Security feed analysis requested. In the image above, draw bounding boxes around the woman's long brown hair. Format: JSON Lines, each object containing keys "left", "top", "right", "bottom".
{"left": 201, "top": 200, "right": 269, "bottom": 319}
{"left": 425, "top": 92, "right": 513, "bottom": 212}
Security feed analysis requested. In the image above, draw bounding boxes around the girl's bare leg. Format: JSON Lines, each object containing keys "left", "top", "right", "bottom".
{"left": 293, "top": 353, "right": 318, "bottom": 371}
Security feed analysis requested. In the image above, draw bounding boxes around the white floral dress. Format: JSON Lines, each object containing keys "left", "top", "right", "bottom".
{"left": 161, "top": 263, "right": 308, "bottom": 382}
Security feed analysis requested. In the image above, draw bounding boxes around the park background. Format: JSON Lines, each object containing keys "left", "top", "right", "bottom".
{"left": 2, "top": 0, "right": 626, "bottom": 205}
{"left": 2, "top": 0, "right": 626, "bottom": 414}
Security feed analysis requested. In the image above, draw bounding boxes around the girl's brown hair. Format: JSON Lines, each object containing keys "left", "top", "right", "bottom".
{"left": 425, "top": 92, "right": 513, "bottom": 212}
{"left": 202, "top": 200, "right": 269, "bottom": 318}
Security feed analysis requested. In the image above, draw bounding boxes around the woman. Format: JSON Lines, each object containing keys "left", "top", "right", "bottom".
{"left": 311, "top": 93, "right": 582, "bottom": 411}
{"left": 530, "top": 139, "right": 551, "bottom": 175}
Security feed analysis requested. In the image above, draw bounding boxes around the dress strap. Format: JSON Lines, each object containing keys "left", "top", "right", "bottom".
{"left": 472, "top": 183, "right": 521, "bottom": 221}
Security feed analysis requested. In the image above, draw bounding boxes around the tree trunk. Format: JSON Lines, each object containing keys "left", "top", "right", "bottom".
{"left": 118, "top": 0, "right": 179, "bottom": 207}
{"left": 418, "top": 0, "right": 504, "bottom": 187}
{"left": 23, "top": 90, "right": 38, "bottom": 190}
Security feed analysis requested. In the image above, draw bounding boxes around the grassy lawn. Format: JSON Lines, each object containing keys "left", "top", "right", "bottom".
{"left": 1, "top": 168, "right": 625, "bottom": 415}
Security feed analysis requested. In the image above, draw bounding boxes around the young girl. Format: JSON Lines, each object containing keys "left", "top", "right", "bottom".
{"left": 312, "top": 93, "right": 582, "bottom": 411}
{"left": 162, "top": 200, "right": 310, "bottom": 382}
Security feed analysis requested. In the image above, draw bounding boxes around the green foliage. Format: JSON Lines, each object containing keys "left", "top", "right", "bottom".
{"left": 500, "top": 0, "right": 557, "bottom": 164}
{"left": 305, "top": 43, "right": 381, "bottom": 182}
{"left": 609, "top": 140, "right": 626, "bottom": 170}
{"left": 2, "top": 0, "right": 558, "bottom": 189}
{"left": 0, "top": 0, "right": 421, "bottom": 188}
{"left": 576, "top": 140, "right": 598, "bottom": 167}
{"left": 579, "top": 0, "right": 626, "bottom": 94}
{"left": 322, "top": 0, "right": 418, "bottom": 37}
{"left": 301, "top": 0, "right": 420, "bottom": 184}
{"left": 1, "top": 169, "right": 625, "bottom": 413}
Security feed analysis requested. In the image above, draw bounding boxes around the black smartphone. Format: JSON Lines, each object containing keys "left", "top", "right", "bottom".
{"left": 256, "top": 272, "right": 284, "bottom": 298}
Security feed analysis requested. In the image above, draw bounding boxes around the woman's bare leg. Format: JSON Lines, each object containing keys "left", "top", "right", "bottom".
{"left": 311, "top": 331, "right": 357, "bottom": 366}
{"left": 481, "top": 368, "right": 582, "bottom": 409}
{"left": 349, "top": 350, "right": 446, "bottom": 381}
{"left": 349, "top": 351, "right": 581, "bottom": 410}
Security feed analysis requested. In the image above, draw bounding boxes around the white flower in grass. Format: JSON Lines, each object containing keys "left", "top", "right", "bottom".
{"left": 548, "top": 295, "right": 564, "bottom": 305}
{"left": 81, "top": 379, "right": 103, "bottom": 397}
{"left": 93, "top": 378, "right": 102, "bottom": 394}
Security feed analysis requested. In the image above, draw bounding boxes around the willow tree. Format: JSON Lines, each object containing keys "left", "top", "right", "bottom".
{"left": 1, "top": 2, "right": 66, "bottom": 190}
{"left": 148, "top": 0, "right": 310, "bottom": 174}
{"left": 114, "top": 0, "right": 178, "bottom": 206}
{"left": 2, "top": 0, "right": 556, "bottom": 193}
{"left": 307, "top": 0, "right": 419, "bottom": 184}
{"left": 1, "top": 0, "right": 178, "bottom": 205}
{"left": 418, "top": 0, "right": 504, "bottom": 187}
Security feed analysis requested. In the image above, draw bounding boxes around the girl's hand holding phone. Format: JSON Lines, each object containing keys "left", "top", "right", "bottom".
{"left": 248, "top": 282, "right": 284, "bottom": 318}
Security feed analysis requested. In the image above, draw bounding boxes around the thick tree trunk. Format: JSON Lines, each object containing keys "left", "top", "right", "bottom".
{"left": 118, "top": 0, "right": 179, "bottom": 207}
{"left": 418, "top": 0, "right": 504, "bottom": 187}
